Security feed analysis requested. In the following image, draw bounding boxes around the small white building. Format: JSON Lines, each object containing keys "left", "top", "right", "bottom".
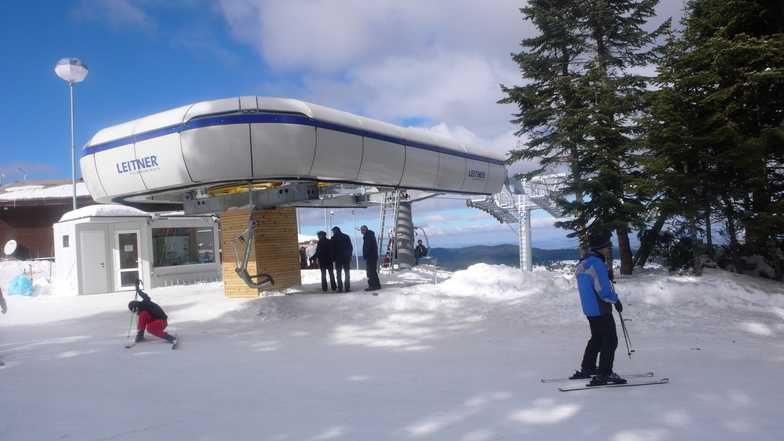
{"left": 53, "top": 205, "right": 221, "bottom": 295}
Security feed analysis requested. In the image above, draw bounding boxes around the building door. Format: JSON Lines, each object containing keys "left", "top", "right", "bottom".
{"left": 116, "top": 231, "right": 140, "bottom": 291}
{"left": 80, "top": 231, "right": 108, "bottom": 295}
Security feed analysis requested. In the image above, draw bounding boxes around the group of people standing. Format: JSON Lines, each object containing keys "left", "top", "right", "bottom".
{"left": 303, "top": 225, "right": 383, "bottom": 293}
{"left": 299, "top": 241, "right": 318, "bottom": 269}
{"left": 305, "top": 226, "right": 354, "bottom": 293}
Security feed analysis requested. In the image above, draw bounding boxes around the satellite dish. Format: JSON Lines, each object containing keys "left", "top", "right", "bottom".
{"left": 4, "top": 239, "right": 17, "bottom": 256}
{"left": 4, "top": 240, "right": 30, "bottom": 260}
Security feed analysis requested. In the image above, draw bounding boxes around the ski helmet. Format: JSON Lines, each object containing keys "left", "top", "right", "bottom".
{"left": 128, "top": 301, "right": 140, "bottom": 312}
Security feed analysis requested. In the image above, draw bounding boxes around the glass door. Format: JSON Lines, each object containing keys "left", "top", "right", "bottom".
{"left": 116, "top": 231, "right": 140, "bottom": 290}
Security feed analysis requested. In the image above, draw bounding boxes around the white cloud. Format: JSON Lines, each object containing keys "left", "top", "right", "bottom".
{"left": 423, "top": 211, "right": 488, "bottom": 223}
{"left": 219, "top": 0, "right": 524, "bottom": 71}
{"left": 218, "top": 0, "right": 525, "bottom": 140}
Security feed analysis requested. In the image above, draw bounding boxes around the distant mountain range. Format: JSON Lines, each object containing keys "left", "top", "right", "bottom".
{"left": 427, "top": 244, "right": 584, "bottom": 271}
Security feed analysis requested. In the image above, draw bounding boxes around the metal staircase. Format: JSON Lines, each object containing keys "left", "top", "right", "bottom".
{"left": 466, "top": 195, "right": 519, "bottom": 224}
{"left": 377, "top": 190, "right": 405, "bottom": 273}
{"left": 467, "top": 175, "right": 566, "bottom": 271}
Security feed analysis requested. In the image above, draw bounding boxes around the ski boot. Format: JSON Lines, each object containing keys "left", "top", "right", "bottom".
{"left": 164, "top": 333, "right": 177, "bottom": 344}
{"left": 589, "top": 373, "right": 627, "bottom": 386}
{"left": 135, "top": 330, "right": 145, "bottom": 343}
{"left": 569, "top": 368, "right": 598, "bottom": 380}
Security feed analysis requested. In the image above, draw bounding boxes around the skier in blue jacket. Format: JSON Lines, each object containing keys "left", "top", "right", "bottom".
{"left": 572, "top": 234, "right": 626, "bottom": 385}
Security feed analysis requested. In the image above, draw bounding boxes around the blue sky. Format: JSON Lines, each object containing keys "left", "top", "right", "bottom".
{"left": 0, "top": 0, "right": 679, "bottom": 249}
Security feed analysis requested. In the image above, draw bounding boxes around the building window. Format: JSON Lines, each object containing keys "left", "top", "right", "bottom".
{"left": 62, "top": 235, "right": 70, "bottom": 248}
{"left": 152, "top": 227, "right": 215, "bottom": 267}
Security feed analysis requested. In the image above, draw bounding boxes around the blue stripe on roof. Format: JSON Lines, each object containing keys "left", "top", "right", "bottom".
{"left": 82, "top": 113, "right": 504, "bottom": 166}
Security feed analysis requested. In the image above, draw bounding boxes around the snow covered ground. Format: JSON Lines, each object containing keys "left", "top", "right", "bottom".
{"left": 1, "top": 260, "right": 783, "bottom": 440}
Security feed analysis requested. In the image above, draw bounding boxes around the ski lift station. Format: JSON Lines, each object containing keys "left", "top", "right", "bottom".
{"left": 53, "top": 205, "right": 221, "bottom": 295}
{"left": 69, "top": 96, "right": 558, "bottom": 297}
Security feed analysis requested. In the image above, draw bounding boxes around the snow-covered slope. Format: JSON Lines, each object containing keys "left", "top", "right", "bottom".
{"left": 0, "top": 262, "right": 782, "bottom": 440}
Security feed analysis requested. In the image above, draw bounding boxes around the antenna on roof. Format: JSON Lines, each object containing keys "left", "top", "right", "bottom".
{"left": 19, "top": 168, "right": 27, "bottom": 181}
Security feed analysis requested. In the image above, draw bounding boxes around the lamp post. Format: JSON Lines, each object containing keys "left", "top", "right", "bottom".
{"left": 55, "top": 58, "right": 88, "bottom": 211}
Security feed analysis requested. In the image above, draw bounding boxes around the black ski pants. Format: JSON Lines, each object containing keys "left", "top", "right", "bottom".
{"left": 365, "top": 257, "right": 380, "bottom": 289}
{"left": 319, "top": 264, "right": 336, "bottom": 292}
{"left": 334, "top": 258, "right": 351, "bottom": 291}
{"left": 581, "top": 313, "right": 618, "bottom": 376}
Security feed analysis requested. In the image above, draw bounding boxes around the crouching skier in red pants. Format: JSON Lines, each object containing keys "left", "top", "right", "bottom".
{"left": 128, "top": 282, "right": 176, "bottom": 345}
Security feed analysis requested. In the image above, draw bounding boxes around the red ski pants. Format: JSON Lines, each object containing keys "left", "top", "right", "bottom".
{"left": 138, "top": 311, "right": 168, "bottom": 338}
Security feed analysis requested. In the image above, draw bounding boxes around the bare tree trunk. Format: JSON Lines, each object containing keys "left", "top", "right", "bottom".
{"left": 616, "top": 226, "right": 633, "bottom": 275}
{"left": 689, "top": 216, "right": 702, "bottom": 276}
{"left": 769, "top": 235, "right": 782, "bottom": 281}
{"left": 633, "top": 211, "right": 668, "bottom": 268}
{"left": 722, "top": 195, "right": 744, "bottom": 274}
{"left": 705, "top": 212, "right": 716, "bottom": 261}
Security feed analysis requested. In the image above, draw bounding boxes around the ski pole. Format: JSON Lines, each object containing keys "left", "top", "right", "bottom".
{"left": 611, "top": 281, "right": 634, "bottom": 358}
{"left": 618, "top": 310, "right": 634, "bottom": 359}
{"left": 127, "top": 309, "right": 135, "bottom": 339}
{"left": 126, "top": 279, "right": 142, "bottom": 339}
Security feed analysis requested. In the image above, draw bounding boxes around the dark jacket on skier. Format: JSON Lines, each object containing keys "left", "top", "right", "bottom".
{"left": 128, "top": 289, "right": 168, "bottom": 321}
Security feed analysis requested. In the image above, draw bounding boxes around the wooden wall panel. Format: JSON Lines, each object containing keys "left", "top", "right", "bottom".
{"left": 220, "top": 207, "right": 301, "bottom": 298}
{"left": 0, "top": 206, "right": 72, "bottom": 258}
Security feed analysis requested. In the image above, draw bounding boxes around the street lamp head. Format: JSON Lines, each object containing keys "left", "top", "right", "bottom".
{"left": 55, "top": 58, "right": 88, "bottom": 83}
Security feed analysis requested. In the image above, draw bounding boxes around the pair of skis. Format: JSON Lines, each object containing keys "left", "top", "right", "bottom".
{"left": 125, "top": 334, "right": 178, "bottom": 350}
{"left": 542, "top": 372, "right": 669, "bottom": 391}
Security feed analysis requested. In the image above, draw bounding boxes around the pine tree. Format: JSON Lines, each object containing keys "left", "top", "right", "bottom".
{"left": 499, "top": 0, "right": 592, "bottom": 251}
{"left": 501, "top": 0, "right": 669, "bottom": 273}
{"left": 646, "top": 0, "right": 784, "bottom": 277}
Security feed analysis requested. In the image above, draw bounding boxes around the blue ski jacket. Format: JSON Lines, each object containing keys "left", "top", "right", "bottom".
{"left": 575, "top": 251, "right": 618, "bottom": 317}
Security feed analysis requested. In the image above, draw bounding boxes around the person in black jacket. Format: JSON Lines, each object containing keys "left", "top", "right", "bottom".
{"left": 360, "top": 225, "right": 381, "bottom": 291}
{"left": 299, "top": 246, "right": 308, "bottom": 269}
{"left": 414, "top": 239, "right": 428, "bottom": 265}
{"left": 331, "top": 226, "right": 353, "bottom": 292}
{"left": 128, "top": 282, "right": 176, "bottom": 344}
{"left": 309, "top": 231, "right": 337, "bottom": 292}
